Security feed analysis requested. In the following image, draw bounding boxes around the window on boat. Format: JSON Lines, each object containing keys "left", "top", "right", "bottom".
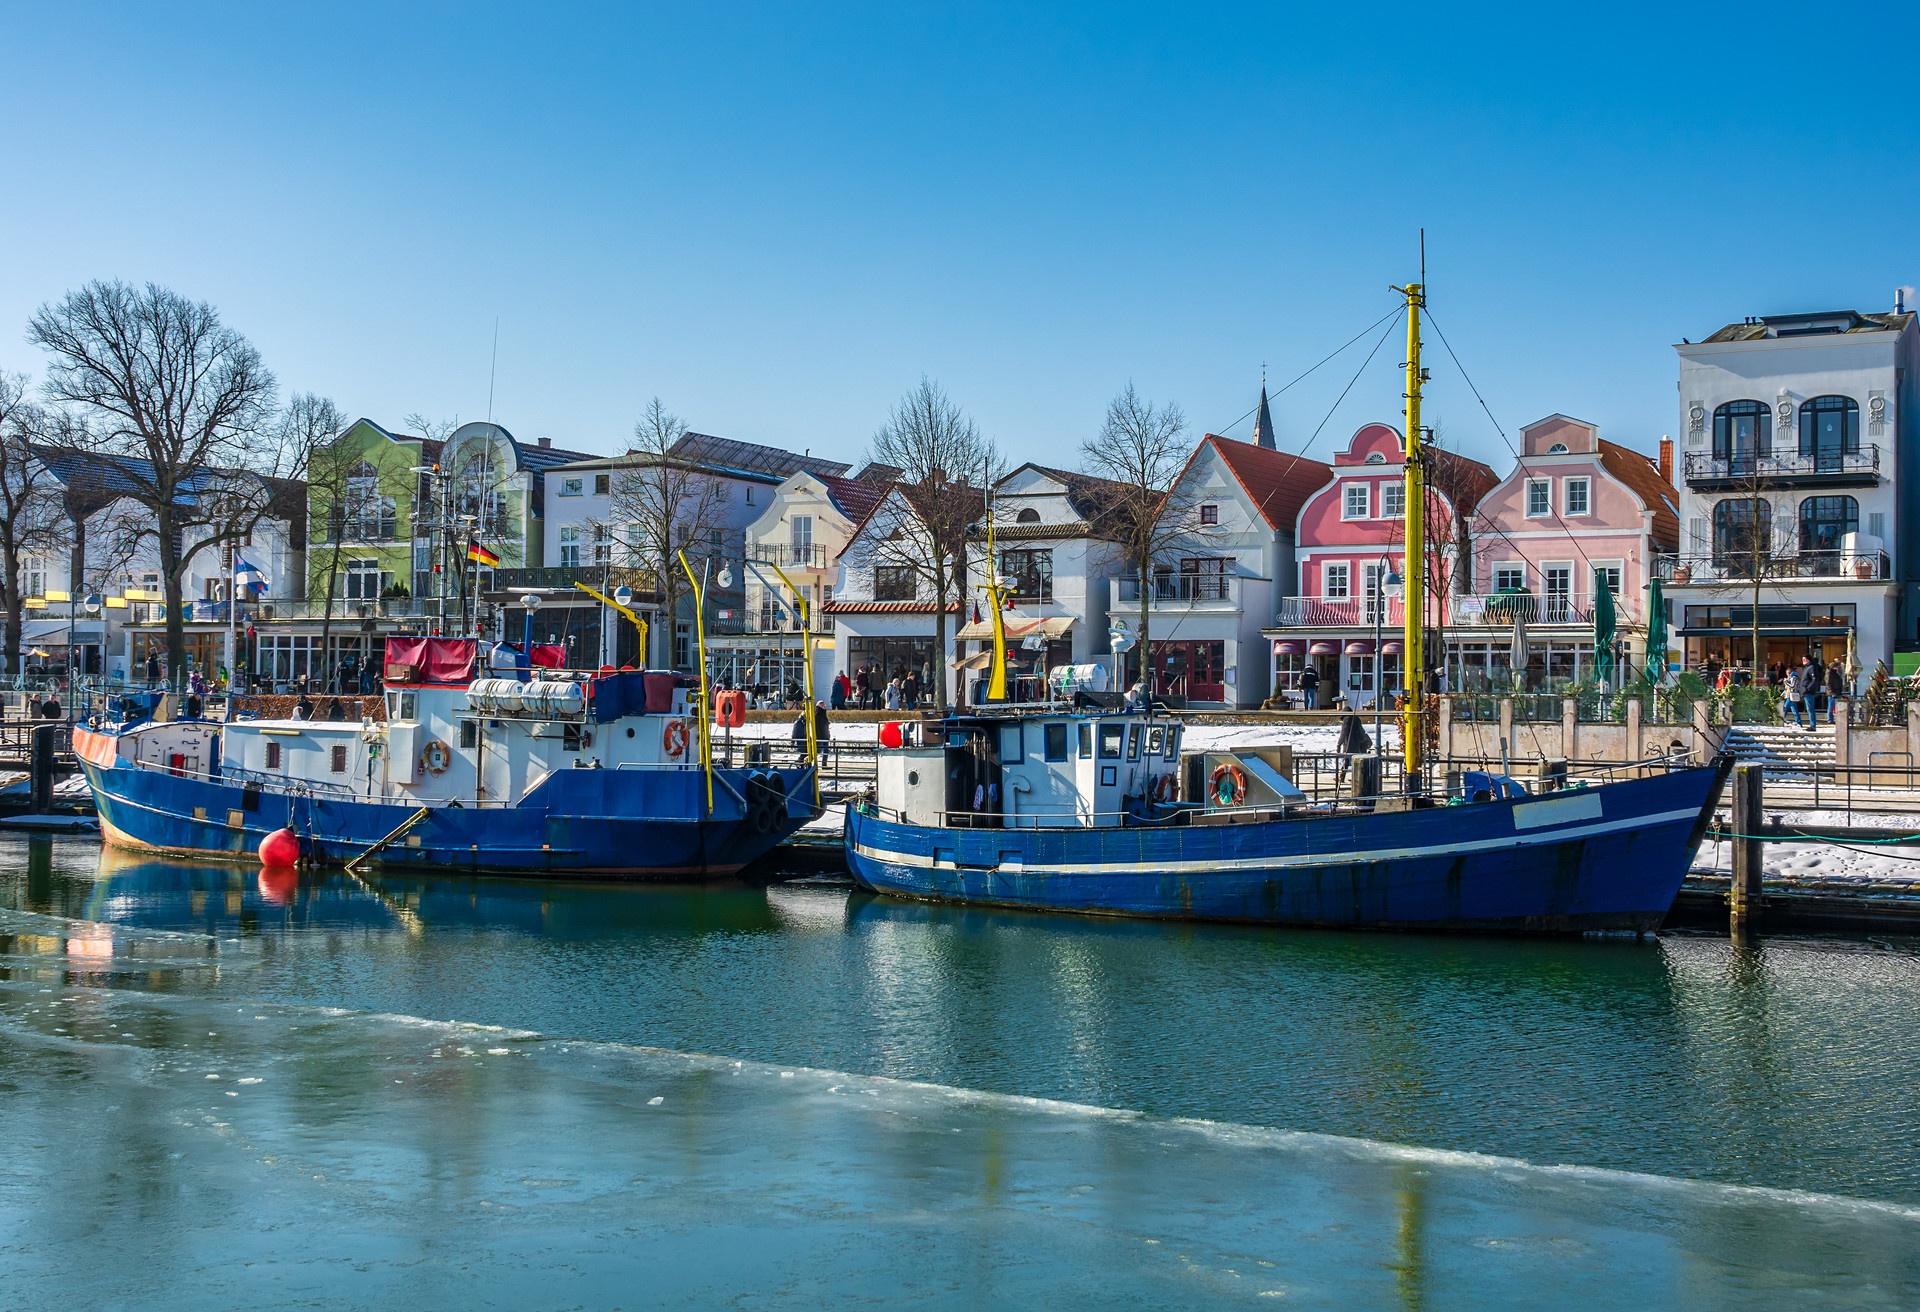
{"left": 1098, "top": 724, "right": 1123, "bottom": 759}
{"left": 399, "top": 693, "right": 417, "bottom": 721}
{"left": 1163, "top": 727, "right": 1180, "bottom": 761}
{"left": 265, "top": 742, "right": 281, "bottom": 770}
{"left": 1077, "top": 723, "right": 1092, "bottom": 759}
{"left": 1044, "top": 723, "right": 1067, "bottom": 762}
{"left": 1146, "top": 726, "right": 1165, "bottom": 756}
{"left": 387, "top": 692, "right": 399, "bottom": 719}
{"left": 1126, "top": 725, "right": 1141, "bottom": 761}
{"left": 460, "top": 719, "right": 479, "bottom": 749}
{"left": 330, "top": 745, "right": 348, "bottom": 773}
{"left": 999, "top": 723, "right": 1022, "bottom": 762}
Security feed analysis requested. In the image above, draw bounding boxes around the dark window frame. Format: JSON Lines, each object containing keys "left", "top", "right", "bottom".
{"left": 1044, "top": 722, "right": 1068, "bottom": 762}
{"left": 1798, "top": 395, "right": 1860, "bottom": 462}
{"left": 873, "top": 565, "right": 917, "bottom": 601}
{"left": 997, "top": 548, "right": 1054, "bottom": 603}
{"left": 1713, "top": 400, "right": 1772, "bottom": 462}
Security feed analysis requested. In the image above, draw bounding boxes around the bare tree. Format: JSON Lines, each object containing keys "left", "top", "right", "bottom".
{"left": 0, "top": 372, "right": 73, "bottom": 677}
{"left": 27, "top": 282, "right": 314, "bottom": 688}
{"left": 864, "top": 379, "right": 998, "bottom": 709}
{"left": 1078, "top": 383, "right": 1196, "bottom": 685}
{"left": 607, "top": 397, "right": 731, "bottom": 668}
{"left": 289, "top": 397, "right": 355, "bottom": 688}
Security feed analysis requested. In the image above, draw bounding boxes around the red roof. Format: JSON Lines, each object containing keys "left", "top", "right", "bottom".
{"left": 822, "top": 599, "right": 963, "bottom": 615}
{"left": 1202, "top": 437, "right": 1335, "bottom": 532}
{"left": 820, "top": 474, "right": 889, "bottom": 523}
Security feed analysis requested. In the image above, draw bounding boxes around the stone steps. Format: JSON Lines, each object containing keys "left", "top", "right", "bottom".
{"left": 1723, "top": 724, "right": 1837, "bottom": 770}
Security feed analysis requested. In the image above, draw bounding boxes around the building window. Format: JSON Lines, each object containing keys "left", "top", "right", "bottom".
{"left": 559, "top": 525, "right": 582, "bottom": 568}
{"left": 1799, "top": 495, "right": 1859, "bottom": 570}
{"left": 1380, "top": 483, "right": 1405, "bottom": 518}
{"left": 1564, "top": 477, "right": 1589, "bottom": 516}
{"left": 1798, "top": 395, "right": 1860, "bottom": 466}
{"left": 1712, "top": 498, "right": 1773, "bottom": 571}
{"left": 1015, "top": 507, "right": 1040, "bottom": 523}
{"left": 1593, "top": 564, "right": 1622, "bottom": 595}
{"left": 594, "top": 474, "right": 610, "bottom": 495}
{"left": 1493, "top": 564, "right": 1525, "bottom": 593}
{"left": 1547, "top": 442, "right": 1569, "bottom": 454}
{"left": 344, "top": 558, "right": 382, "bottom": 602}
{"left": 873, "top": 565, "right": 917, "bottom": 601}
{"left": 1525, "top": 480, "right": 1550, "bottom": 517}
{"left": 592, "top": 523, "right": 611, "bottom": 566}
{"left": 1199, "top": 504, "right": 1218, "bottom": 525}
{"left": 998, "top": 549, "right": 1054, "bottom": 602}
{"left": 1324, "top": 562, "right": 1350, "bottom": 599}
{"left": 265, "top": 742, "right": 281, "bottom": 770}
{"left": 1713, "top": 400, "right": 1771, "bottom": 463}
{"left": 330, "top": 744, "right": 349, "bottom": 773}
{"left": 1044, "top": 723, "right": 1068, "bottom": 762}
{"left": 561, "top": 477, "right": 583, "bottom": 496}
{"left": 746, "top": 487, "right": 755, "bottom": 506}
{"left": 1342, "top": 484, "right": 1370, "bottom": 519}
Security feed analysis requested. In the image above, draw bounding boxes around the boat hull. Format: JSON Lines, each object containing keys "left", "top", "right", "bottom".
{"left": 845, "top": 764, "right": 1730, "bottom": 934}
{"left": 83, "top": 756, "right": 817, "bottom": 880}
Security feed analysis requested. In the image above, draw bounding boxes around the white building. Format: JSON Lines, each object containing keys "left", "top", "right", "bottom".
{"left": 1666, "top": 305, "right": 1919, "bottom": 675}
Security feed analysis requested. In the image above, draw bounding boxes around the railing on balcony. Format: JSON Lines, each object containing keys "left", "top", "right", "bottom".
{"left": 1681, "top": 445, "right": 1880, "bottom": 485}
{"left": 1115, "top": 573, "right": 1239, "bottom": 604}
{"left": 1653, "top": 550, "right": 1892, "bottom": 584}
{"left": 316, "top": 516, "right": 401, "bottom": 544}
{"left": 1273, "top": 595, "right": 1405, "bottom": 627}
{"left": 749, "top": 542, "right": 832, "bottom": 569}
{"left": 1452, "top": 592, "right": 1612, "bottom": 626}
{"left": 488, "top": 566, "right": 659, "bottom": 594}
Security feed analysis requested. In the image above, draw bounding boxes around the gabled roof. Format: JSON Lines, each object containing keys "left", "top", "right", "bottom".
{"left": 517, "top": 439, "right": 597, "bottom": 472}
{"left": 820, "top": 473, "right": 888, "bottom": 522}
{"left": 668, "top": 432, "right": 850, "bottom": 481}
{"left": 1002, "top": 463, "right": 1139, "bottom": 540}
{"left": 851, "top": 460, "right": 903, "bottom": 483}
{"left": 1595, "top": 439, "right": 1680, "bottom": 550}
{"left": 1200, "top": 437, "right": 1334, "bottom": 532}
{"left": 1699, "top": 310, "right": 1915, "bottom": 344}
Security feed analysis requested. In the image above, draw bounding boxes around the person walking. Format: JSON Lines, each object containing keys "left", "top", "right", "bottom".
{"left": 902, "top": 671, "right": 920, "bottom": 709}
{"left": 1826, "top": 659, "right": 1847, "bottom": 725}
{"left": 1298, "top": 663, "right": 1320, "bottom": 711}
{"left": 885, "top": 677, "right": 903, "bottom": 711}
{"left": 1784, "top": 657, "right": 1812, "bottom": 731}
{"left": 830, "top": 671, "right": 848, "bottom": 710}
{"left": 855, "top": 665, "right": 872, "bottom": 710}
{"left": 1334, "top": 713, "right": 1372, "bottom": 784}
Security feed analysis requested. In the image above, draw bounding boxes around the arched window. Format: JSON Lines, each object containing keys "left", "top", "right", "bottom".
{"left": 1015, "top": 508, "right": 1040, "bottom": 523}
{"left": 1798, "top": 395, "right": 1859, "bottom": 468}
{"left": 1712, "top": 498, "right": 1772, "bottom": 574}
{"left": 1799, "top": 495, "right": 1858, "bottom": 571}
{"left": 1713, "top": 401, "right": 1771, "bottom": 467}
{"left": 1546, "top": 442, "right": 1568, "bottom": 454}
{"left": 1364, "top": 452, "right": 1386, "bottom": 464}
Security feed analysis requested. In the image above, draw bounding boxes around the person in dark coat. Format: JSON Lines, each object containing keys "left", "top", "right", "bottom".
{"left": 1334, "top": 713, "right": 1372, "bottom": 783}
{"left": 1298, "top": 664, "right": 1320, "bottom": 710}
{"left": 324, "top": 696, "right": 346, "bottom": 721}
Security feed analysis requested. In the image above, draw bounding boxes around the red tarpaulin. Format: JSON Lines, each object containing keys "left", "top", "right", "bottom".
{"left": 530, "top": 644, "right": 567, "bottom": 669}
{"left": 384, "top": 637, "right": 478, "bottom": 684}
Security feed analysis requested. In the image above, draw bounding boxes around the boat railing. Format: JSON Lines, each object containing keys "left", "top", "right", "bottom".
{"left": 121, "top": 755, "right": 364, "bottom": 800}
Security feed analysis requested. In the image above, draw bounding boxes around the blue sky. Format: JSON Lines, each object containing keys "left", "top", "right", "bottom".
{"left": 3, "top": 4, "right": 1915, "bottom": 472}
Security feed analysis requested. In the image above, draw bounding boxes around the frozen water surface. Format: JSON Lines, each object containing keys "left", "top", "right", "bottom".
{"left": 2, "top": 835, "right": 1919, "bottom": 1307}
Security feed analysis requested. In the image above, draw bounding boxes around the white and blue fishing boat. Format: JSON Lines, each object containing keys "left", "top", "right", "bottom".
{"left": 846, "top": 280, "right": 1730, "bottom": 933}
{"left": 75, "top": 636, "right": 815, "bottom": 878}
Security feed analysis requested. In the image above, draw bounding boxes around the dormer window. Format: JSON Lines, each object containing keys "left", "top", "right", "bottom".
{"left": 1016, "top": 508, "right": 1040, "bottom": 523}
{"left": 1547, "top": 442, "right": 1568, "bottom": 454}
{"left": 1364, "top": 452, "right": 1386, "bottom": 465}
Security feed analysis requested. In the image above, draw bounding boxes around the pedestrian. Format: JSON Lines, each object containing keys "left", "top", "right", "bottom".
{"left": 885, "top": 677, "right": 902, "bottom": 711}
{"left": 292, "top": 693, "right": 313, "bottom": 721}
{"left": 145, "top": 652, "right": 160, "bottom": 688}
{"left": 1334, "top": 713, "right": 1372, "bottom": 784}
{"left": 830, "top": 671, "right": 847, "bottom": 710}
{"left": 813, "top": 699, "right": 830, "bottom": 743}
{"left": 855, "top": 665, "right": 872, "bottom": 710}
{"left": 1826, "top": 659, "right": 1847, "bottom": 725}
{"left": 902, "top": 671, "right": 920, "bottom": 708}
{"left": 1298, "top": 663, "right": 1320, "bottom": 711}
{"left": 790, "top": 706, "right": 809, "bottom": 741}
{"left": 1784, "top": 658, "right": 1812, "bottom": 730}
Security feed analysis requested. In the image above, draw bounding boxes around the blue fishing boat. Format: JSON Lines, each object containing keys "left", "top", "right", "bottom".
{"left": 846, "top": 277, "right": 1728, "bottom": 933}
{"left": 76, "top": 636, "right": 815, "bottom": 878}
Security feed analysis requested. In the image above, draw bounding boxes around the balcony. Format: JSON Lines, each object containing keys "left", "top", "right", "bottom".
{"left": 489, "top": 566, "right": 659, "bottom": 595}
{"left": 1654, "top": 550, "right": 1892, "bottom": 585}
{"left": 1115, "top": 573, "right": 1242, "bottom": 607}
{"left": 1682, "top": 446, "right": 1880, "bottom": 491}
{"left": 1451, "top": 592, "right": 1616, "bottom": 626}
{"left": 1273, "top": 595, "right": 1404, "bottom": 627}
{"left": 749, "top": 542, "right": 832, "bottom": 569}
{"left": 316, "top": 517, "right": 401, "bottom": 545}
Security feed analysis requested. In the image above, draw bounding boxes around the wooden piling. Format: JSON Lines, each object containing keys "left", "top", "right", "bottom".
{"left": 1729, "top": 761, "right": 1764, "bottom": 928}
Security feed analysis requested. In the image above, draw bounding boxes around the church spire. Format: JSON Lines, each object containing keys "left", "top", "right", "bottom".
{"left": 1252, "top": 381, "right": 1276, "bottom": 450}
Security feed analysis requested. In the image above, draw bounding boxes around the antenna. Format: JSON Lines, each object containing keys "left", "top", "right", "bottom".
{"left": 1419, "top": 228, "right": 1426, "bottom": 289}
{"left": 487, "top": 318, "right": 500, "bottom": 422}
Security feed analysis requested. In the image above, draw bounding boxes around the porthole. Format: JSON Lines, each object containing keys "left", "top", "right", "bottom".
{"left": 626, "top": 726, "right": 635, "bottom": 738}
{"left": 908, "top": 771, "right": 920, "bottom": 785}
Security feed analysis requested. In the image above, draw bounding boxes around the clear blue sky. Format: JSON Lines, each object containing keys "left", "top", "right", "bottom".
{"left": 3, "top": 4, "right": 1915, "bottom": 472}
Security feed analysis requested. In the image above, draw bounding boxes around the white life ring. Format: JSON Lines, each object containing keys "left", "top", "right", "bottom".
{"left": 663, "top": 719, "right": 690, "bottom": 758}
{"left": 420, "top": 738, "right": 452, "bottom": 774}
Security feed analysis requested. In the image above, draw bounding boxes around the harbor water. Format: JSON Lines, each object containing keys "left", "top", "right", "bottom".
{"left": 4, "top": 834, "right": 1919, "bottom": 1308}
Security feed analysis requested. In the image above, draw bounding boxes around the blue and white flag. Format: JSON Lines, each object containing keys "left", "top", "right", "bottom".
{"left": 233, "top": 555, "right": 270, "bottom": 594}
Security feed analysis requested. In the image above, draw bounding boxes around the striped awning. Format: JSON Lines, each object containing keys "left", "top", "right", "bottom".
{"left": 954, "top": 615, "right": 1075, "bottom": 642}
{"left": 1272, "top": 640, "right": 1306, "bottom": 655}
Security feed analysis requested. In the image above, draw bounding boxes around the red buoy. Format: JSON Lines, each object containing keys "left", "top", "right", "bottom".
{"left": 879, "top": 721, "right": 903, "bottom": 749}
{"left": 258, "top": 828, "right": 300, "bottom": 867}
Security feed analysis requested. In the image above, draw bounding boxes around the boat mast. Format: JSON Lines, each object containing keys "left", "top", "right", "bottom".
{"left": 1400, "top": 276, "right": 1427, "bottom": 784}
{"left": 984, "top": 482, "right": 1010, "bottom": 702}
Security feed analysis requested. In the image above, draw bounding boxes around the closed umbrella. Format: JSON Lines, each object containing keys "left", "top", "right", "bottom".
{"left": 1593, "top": 568, "right": 1617, "bottom": 687}
{"left": 1643, "top": 577, "right": 1665, "bottom": 684}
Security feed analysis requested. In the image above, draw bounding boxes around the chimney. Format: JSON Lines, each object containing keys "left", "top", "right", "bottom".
{"left": 1898, "top": 286, "right": 1913, "bottom": 315}
{"left": 538, "top": 436, "right": 551, "bottom": 449}
{"left": 1658, "top": 435, "right": 1673, "bottom": 485}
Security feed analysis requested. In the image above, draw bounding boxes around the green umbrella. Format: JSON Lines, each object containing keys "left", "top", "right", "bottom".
{"left": 1592, "top": 567, "right": 1617, "bottom": 686}
{"left": 1644, "top": 576, "right": 1666, "bottom": 684}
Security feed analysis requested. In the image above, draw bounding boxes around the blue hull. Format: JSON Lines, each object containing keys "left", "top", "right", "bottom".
{"left": 845, "top": 765, "right": 1729, "bottom": 934}
{"left": 86, "top": 758, "right": 816, "bottom": 879}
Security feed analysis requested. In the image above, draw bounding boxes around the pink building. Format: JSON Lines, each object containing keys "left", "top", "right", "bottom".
{"left": 1452, "top": 415, "right": 1678, "bottom": 692}
{"left": 1264, "top": 423, "right": 1496, "bottom": 708}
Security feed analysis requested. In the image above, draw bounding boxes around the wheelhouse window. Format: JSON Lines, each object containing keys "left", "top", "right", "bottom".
{"left": 1712, "top": 498, "right": 1773, "bottom": 574}
{"left": 1044, "top": 723, "right": 1068, "bottom": 762}
{"left": 1798, "top": 395, "right": 1859, "bottom": 468}
{"left": 1799, "top": 495, "right": 1858, "bottom": 571}
{"left": 873, "top": 565, "right": 917, "bottom": 601}
{"left": 1098, "top": 724, "right": 1124, "bottom": 759}
{"left": 1713, "top": 401, "right": 1771, "bottom": 466}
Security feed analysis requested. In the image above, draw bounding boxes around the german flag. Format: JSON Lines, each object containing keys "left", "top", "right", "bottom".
{"left": 467, "top": 539, "right": 500, "bottom": 568}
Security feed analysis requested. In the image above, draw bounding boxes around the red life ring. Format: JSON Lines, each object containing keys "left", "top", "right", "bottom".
{"left": 1210, "top": 761, "right": 1247, "bottom": 806}
{"left": 419, "top": 739, "right": 452, "bottom": 774}
{"left": 663, "top": 719, "right": 690, "bottom": 758}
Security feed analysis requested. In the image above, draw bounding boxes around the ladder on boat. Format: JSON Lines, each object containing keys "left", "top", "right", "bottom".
{"left": 345, "top": 807, "right": 431, "bottom": 873}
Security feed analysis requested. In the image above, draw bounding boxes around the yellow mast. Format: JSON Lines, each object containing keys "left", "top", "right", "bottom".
{"left": 1400, "top": 282, "right": 1426, "bottom": 783}
{"left": 675, "top": 551, "right": 715, "bottom": 814}
{"left": 984, "top": 488, "right": 1010, "bottom": 702}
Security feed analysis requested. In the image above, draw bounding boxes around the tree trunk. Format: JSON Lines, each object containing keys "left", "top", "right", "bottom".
{"left": 158, "top": 506, "right": 187, "bottom": 691}
{"left": 1137, "top": 550, "right": 1151, "bottom": 694}
{"left": 932, "top": 555, "right": 950, "bottom": 711}
{"left": 2, "top": 551, "right": 20, "bottom": 682}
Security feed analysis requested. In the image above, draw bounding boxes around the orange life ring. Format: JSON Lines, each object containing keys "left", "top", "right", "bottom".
{"left": 1209, "top": 761, "right": 1247, "bottom": 806}
{"left": 420, "top": 739, "right": 452, "bottom": 774}
{"left": 663, "top": 719, "right": 690, "bottom": 758}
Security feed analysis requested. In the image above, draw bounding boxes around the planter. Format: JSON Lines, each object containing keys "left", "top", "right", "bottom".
{"left": 1855, "top": 560, "right": 1874, "bottom": 580}
{"left": 1673, "top": 566, "right": 1692, "bottom": 583}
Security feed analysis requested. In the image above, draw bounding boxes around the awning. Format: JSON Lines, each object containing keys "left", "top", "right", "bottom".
{"left": 951, "top": 650, "right": 994, "bottom": 671}
{"left": 954, "top": 615, "right": 1075, "bottom": 642}
{"left": 1677, "top": 626, "right": 1852, "bottom": 638}
{"left": 1345, "top": 640, "right": 1375, "bottom": 655}
{"left": 1309, "top": 640, "right": 1341, "bottom": 655}
{"left": 1272, "top": 640, "right": 1305, "bottom": 655}
{"left": 1381, "top": 640, "right": 1404, "bottom": 654}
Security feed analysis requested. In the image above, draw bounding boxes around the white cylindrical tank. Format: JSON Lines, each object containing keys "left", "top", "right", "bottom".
{"left": 1050, "top": 663, "right": 1110, "bottom": 693}
{"left": 548, "top": 681, "right": 585, "bottom": 716}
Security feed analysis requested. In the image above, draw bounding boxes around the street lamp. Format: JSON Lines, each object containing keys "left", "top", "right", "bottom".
{"left": 519, "top": 592, "right": 541, "bottom": 652}
{"left": 1374, "top": 557, "right": 1405, "bottom": 771}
